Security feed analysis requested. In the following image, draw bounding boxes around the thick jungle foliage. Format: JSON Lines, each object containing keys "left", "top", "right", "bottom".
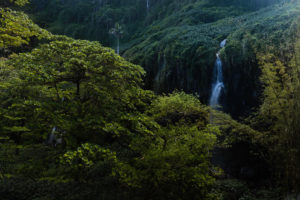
{"left": 0, "top": 34, "right": 219, "bottom": 199}
{"left": 0, "top": 0, "right": 300, "bottom": 199}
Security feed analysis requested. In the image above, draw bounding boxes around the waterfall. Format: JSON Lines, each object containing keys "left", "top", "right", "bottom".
{"left": 146, "top": 0, "right": 150, "bottom": 11}
{"left": 46, "top": 126, "right": 65, "bottom": 147}
{"left": 47, "top": 126, "right": 56, "bottom": 145}
{"left": 117, "top": 38, "right": 120, "bottom": 55}
{"left": 209, "top": 39, "right": 226, "bottom": 108}
{"left": 220, "top": 39, "right": 227, "bottom": 48}
{"left": 46, "top": 98, "right": 66, "bottom": 146}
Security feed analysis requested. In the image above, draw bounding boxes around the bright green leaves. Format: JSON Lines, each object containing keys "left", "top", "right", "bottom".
{"left": 10, "top": 0, "right": 29, "bottom": 6}
{"left": 259, "top": 53, "right": 297, "bottom": 125}
{"left": 61, "top": 143, "right": 117, "bottom": 181}
{"left": 4, "top": 126, "right": 30, "bottom": 132}
{"left": 0, "top": 33, "right": 221, "bottom": 199}
{"left": 0, "top": 9, "right": 50, "bottom": 49}
{"left": 256, "top": 51, "right": 300, "bottom": 189}
{"left": 0, "top": 36, "right": 155, "bottom": 192}
{"left": 0, "top": 0, "right": 49, "bottom": 54}
{"left": 0, "top": 0, "right": 29, "bottom": 7}
{"left": 11, "top": 38, "right": 145, "bottom": 93}
{"left": 62, "top": 143, "right": 116, "bottom": 167}
{"left": 1, "top": 37, "right": 150, "bottom": 149}
{"left": 114, "top": 92, "right": 218, "bottom": 199}
{"left": 149, "top": 91, "right": 209, "bottom": 127}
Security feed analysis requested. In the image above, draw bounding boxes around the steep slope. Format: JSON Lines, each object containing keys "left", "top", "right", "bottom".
{"left": 29, "top": 0, "right": 299, "bottom": 117}
{"left": 123, "top": 1, "right": 300, "bottom": 117}
{"left": 29, "top": 0, "right": 280, "bottom": 46}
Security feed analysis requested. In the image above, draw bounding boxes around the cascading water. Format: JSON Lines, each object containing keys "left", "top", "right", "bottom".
{"left": 46, "top": 98, "right": 65, "bottom": 146}
{"left": 209, "top": 39, "right": 226, "bottom": 109}
{"left": 220, "top": 39, "right": 227, "bottom": 48}
{"left": 47, "top": 126, "right": 56, "bottom": 145}
{"left": 147, "top": 0, "right": 150, "bottom": 10}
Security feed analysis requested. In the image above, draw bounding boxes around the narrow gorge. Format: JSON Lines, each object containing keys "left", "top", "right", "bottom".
{"left": 209, "top": 39, "right": 226, "bottom": 109}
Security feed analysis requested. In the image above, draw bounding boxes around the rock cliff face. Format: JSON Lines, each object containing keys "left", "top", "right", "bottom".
{"left": 31, "top": 0, "right": 300, "bottom": 117}
{"left": 124, "top": 1, "right": 300, "bottom": 117}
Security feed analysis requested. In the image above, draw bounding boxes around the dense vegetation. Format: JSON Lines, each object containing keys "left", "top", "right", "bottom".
{"left": 28, "top": 0, "right": 300, "bottom": 117}
{"left": 0, "top": 0, "right": 299, "bottom": 199}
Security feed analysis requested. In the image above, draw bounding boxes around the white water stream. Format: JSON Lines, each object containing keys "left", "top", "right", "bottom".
{"left": 209, "top": 39, "right": 226, "bottom": 108}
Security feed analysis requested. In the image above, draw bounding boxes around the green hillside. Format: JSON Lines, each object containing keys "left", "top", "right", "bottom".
{"left": 29, "top": 0, "right": 299, "bottom": 117}
{"left": 124, "top": 1, "right": 300, "bottom": 116}
{"left": 0, "top": 0, "right": 299, "bottom": 199}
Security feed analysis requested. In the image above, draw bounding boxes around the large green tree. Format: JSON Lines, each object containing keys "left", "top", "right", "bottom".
{"left": 251, "top": 20, "right": 300, "bottom": 191}
{"left": 113, "top": 92, "right": 219, "bottom": 200}
{"left": 0, "top": 37, "right": 152, "bottom": 149}
{"left": 257, "top": 52, "right": 300, "bottom": 190}
{"left": 0, "top": 36, "right": 220, "bottom": 199}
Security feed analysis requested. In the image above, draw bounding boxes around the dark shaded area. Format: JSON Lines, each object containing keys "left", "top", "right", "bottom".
{"left": 213, "top": 142, "right": 270, "bottom": 181}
